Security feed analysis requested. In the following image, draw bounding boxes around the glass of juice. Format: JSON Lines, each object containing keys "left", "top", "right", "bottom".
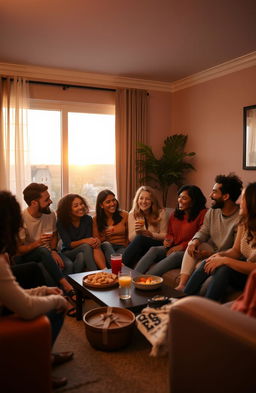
{"left": 118, "top": 271, "right": 132, "bottom": 300}
{"left": 110, "top": 253, "right": 122, "bottom": 275}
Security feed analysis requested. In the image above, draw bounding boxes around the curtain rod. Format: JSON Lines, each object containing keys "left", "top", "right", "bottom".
{"left": 28, "top": 80, "right": 116, "bottom": 92}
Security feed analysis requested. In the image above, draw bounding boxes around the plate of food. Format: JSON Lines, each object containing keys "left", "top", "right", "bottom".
{"left": 83, "top": 272, "right": 118, "bottom": 289}
{"left": 132, "top": 275, "right": 163, "bottom": 290}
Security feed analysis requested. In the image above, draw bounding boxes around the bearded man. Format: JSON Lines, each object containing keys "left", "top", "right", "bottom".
{"left": 176, "top": 174, "right": 243, "bottom": 291}
{"left": 16, "top": 183, "right": 75, "bottom": 297}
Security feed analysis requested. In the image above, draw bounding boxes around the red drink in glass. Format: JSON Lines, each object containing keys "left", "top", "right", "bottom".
{"left": 111, "top": 254, "right": 122, "bottom": 275}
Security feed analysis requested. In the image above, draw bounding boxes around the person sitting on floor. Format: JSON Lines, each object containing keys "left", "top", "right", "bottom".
{"left": 135, "top": 185, "right": 207, "bottom": 276}
{"left": 184, "top": 182, "right": 256, "bottom": 301}
{"left": 122, "top": 185, "right": 168, "bottom": 267}
{"left": 93, "top": 189, "right": 128, "bottom": 266}
{"left": 57, "top": 193, "right": 106, "bottom": 272}
{"left": 0, "top": 190, "right": 73, "bottom": 389}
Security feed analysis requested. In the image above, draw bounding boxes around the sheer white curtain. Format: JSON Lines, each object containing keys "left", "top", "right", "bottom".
{"left": 0, "top": 76, "right": 30, "bottom": 205}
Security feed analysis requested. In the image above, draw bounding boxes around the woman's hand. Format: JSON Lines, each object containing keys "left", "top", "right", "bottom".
{"left": 204, "top": 255, "right": 226, "bottom": 274}
{"left": 164, "top": 238, "right": 172, "bottom": 248}
{"left": 46, "top": 287, "right": 63, "bottom": 296}
{"left": 166, "top": 245, "right": 183, "bottom": 256}
{"left": 141, "top": 229, "right": 153, "bottom": 237}
{"left": 84, "top": 237, "right": 101, "bottom": 248}
{"left": 105, "top": 226, "right": 114, "bottom": 237}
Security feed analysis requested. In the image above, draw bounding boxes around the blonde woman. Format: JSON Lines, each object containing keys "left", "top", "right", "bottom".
{"left": 122, "top": 186, "right": 168, "bottom": 267}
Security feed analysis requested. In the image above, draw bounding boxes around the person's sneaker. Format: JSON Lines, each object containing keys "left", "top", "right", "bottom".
{"left": 52, "top": 375, "right": 68, "bottom": 389}
{"left": 52, "top": 351, "right": 74, "bottom": 367}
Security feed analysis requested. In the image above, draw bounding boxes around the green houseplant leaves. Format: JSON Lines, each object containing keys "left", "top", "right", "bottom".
{"left": 137, "top": 134, "right": 195, "bottom": 206}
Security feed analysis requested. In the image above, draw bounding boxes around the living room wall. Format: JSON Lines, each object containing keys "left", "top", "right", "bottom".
{"left": 169, "top": 65, "right": 256, "bottom": 207}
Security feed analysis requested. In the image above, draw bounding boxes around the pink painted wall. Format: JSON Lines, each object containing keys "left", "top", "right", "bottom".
{"left": 170, "top": 65, "right": 256, "bottom": 207}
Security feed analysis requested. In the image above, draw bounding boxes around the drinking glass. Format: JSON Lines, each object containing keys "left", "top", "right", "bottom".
{"left": 110, "top": 253, "right": 122, "bottom": 275}
{"left": 118, "top": 271, "right": 132, "bottom": 300}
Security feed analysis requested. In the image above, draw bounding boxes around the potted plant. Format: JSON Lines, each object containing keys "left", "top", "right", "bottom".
{"left": 136, "top": 134, "right": 195, "bottom": 206}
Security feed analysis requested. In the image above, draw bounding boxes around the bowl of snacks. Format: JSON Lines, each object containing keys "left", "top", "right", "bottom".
{"left": 132, "top": 275, "right": 163, "bottom": 290}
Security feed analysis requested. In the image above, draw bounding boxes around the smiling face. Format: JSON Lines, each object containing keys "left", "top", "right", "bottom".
{"left": 138, "top": 191, "right": 152, "bottom": 213}
{"left": 209, "top": 183, "right": 225, "bottom": 209}
{"left": 37, "top": 190, "right": 52, "bottom": 214}
{"left": 100, "top": 193, "right": 117, "bottom": 216}
{"left": 71, "top": 197, "right": 87, "bottom": 218}
{"left": 177, "top": 190, "right": 192, "bottom": 212}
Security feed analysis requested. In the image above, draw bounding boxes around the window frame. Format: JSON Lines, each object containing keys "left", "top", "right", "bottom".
{"left": 29, "top": 98, "right": 115, "bottom": 197}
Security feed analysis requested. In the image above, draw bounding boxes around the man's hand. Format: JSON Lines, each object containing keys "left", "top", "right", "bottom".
{"left": 187, "top": 241, "right": 199, "bottom": 257}
{"left": 51, "top": 251, "right": 65, "bottom": 269}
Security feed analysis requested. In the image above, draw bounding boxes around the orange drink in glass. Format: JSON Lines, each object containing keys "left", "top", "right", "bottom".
{"left": 118, "top": 272, "right": 132, "bottom": 300}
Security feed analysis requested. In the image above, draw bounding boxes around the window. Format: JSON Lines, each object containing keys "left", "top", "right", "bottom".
{"left": 28, "top": 100, "right": 116, "bottom": 210}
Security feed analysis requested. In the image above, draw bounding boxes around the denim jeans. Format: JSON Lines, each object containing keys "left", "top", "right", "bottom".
{"left": 184, "top": 260, "right": 248, "bottom": 301}
{"left": 122, "top": 235, "right": 163, "bottom": 268}
{"left": 14, "top": 247, "right": 64, "bottom": 285}
{"left": 63, "top": 243, "right": 98, "bottom": 273}
{"left": 135, "top": 246, "right": 184, "bottom": 276}
{"left": 101, "top": 241, "right": 126, "bottom": 267}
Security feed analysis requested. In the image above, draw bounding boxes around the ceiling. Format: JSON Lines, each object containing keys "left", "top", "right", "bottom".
{"left": 1, "top": 0, "right": 256, "bottom": 83}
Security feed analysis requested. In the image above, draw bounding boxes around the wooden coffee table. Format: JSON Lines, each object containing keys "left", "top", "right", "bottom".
{"left": 68, "top": 266, "right": 186, "bottom": 320}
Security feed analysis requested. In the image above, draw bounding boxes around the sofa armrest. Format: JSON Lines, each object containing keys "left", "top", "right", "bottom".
{"left": 168, "top": 296, "right": 256, "bottom": 393}
{"left": 0, "top": 314, "right": 52, "bottom": 393}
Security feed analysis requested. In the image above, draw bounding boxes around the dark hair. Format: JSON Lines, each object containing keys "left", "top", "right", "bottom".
{"left": 0, "top": 191, "right": 23, "bottom": 256}
{"left": 95, "top": 189, "right": 122, "bottom": 233}
{"left": 242, "top": 182, "right": 256, "bottom": 247}
{"left": 57, "top": 194, "right": 89, "bottom": 228}
{"left": 215, "top": 173, "right": 242, "bottom": 202}
{"left": 174, "top": 185, "right": 206, "bottom": 222}
{"left": 23, "top": 183, "right": 48, "bottom": 206}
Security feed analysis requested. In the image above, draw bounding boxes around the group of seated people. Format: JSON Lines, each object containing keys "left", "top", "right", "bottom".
{"left": 1, "top": 173, "right": 256, "bottom": 388}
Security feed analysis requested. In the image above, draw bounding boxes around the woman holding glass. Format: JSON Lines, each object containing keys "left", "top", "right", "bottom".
{"left": 93, "top": 189, "right": 128, "bottom": 266}
{"left": 135, "top": 185, "right": 207, "bottom": 276}
{"left": 122, "top": 185, "right": 168, "bottom": 267}
{"left": 57, "top": 194, "right": 106, "bottom": 272}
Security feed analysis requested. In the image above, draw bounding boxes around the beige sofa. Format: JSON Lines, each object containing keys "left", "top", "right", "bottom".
{"left": 168, "top": 296, "right": 256, "bottom": 393}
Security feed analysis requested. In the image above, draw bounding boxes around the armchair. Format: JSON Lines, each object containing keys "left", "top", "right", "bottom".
{"left": 0, "top": 314, "right": 52, "bottom": 393}
{"left": 168, "top": 296, "right": 256, "bottom": 393}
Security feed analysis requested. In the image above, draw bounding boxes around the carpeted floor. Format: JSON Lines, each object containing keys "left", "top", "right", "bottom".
{"left": 52, "top": 300, "right": 169, "bottom": 393}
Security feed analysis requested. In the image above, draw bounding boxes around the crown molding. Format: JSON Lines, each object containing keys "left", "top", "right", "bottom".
{"left": 170, "top": 51, "right": 256, "bottom": 92}
{"left": 0, "top": 62, "right": 172, "bottom": 92}
{"left": 1, "top": 50, "right": 256, "bottom": 94}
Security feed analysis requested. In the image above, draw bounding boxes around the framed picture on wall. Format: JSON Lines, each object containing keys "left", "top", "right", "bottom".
{"left": 243, "top": 104, "right": 256, "bottom": 169}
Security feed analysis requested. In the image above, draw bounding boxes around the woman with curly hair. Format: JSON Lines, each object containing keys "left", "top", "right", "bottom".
{"left": 135, "top": 185, "right": 207, "bottom": 275}
{"left": 93, "top": 190, "right": 128, "bottom": 266}
{"left": 122, "top": 185, "right": 169, "bottom": 267}
{"left": 185, "top": 182, "right": 256, "bottom": 301}
{"left": 57, "top": 194, "right": 106, "bottom": 272}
